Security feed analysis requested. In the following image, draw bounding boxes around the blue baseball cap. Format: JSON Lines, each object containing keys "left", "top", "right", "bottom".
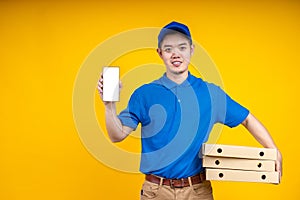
{"left": 158, "top": 21, "right": 192, "bottom": 47}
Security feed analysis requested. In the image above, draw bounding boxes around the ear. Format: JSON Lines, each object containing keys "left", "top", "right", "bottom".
{"left": 190, "top": 44, "right": 195, "bottom": 56}
{"left": 157, "top": 48, "right": 163, "bottom": 59}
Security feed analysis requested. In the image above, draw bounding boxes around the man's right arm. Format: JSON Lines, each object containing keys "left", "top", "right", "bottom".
{"left": 98, "top": 74, "right": 134, "bottom": 143}
{"left": 104, "top": 102, "right": 134, "bottom": 143}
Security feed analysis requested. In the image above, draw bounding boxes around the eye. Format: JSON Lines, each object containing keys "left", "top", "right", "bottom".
{"left": 164, "top": 48, "right": 172, "bottom": 53}
{"left": 179, "top": 46, "right": 187, "bottom": 51}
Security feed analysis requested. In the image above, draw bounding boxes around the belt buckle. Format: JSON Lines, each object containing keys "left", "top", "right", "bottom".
{"left": 170, "top": 178, "right": 184, "bottom": 189}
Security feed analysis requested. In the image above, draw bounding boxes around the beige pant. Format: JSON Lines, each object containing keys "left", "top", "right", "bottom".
{"left": 141, "top": 179, "right": 214, "bottom": 200}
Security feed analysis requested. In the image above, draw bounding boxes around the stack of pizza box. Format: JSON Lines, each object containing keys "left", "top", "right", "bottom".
{"left": 202, "top": 144, "right": 279, "bottom": 184}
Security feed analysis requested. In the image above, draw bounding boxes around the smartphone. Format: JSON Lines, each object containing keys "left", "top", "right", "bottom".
{"left": 102, "top": 66, "right": 120, "bottom": 102}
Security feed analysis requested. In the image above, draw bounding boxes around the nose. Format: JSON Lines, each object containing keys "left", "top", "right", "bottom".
{"left": 171, "top": 50, "right": 180, "bottom": 58}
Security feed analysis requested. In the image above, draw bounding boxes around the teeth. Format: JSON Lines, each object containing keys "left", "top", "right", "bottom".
{"left": 173, "top": 61, "right": 181, "bottom": 65}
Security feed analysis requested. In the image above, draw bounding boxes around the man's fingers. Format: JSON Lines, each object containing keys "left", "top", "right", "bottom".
{"left": 97, "top": 85, "right": 102, "bottom": 92}
{"left": 97, "top": 73, "right": 104, "bottom": 96}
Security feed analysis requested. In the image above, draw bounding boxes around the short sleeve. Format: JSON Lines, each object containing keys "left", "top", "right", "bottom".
{"left": 210, "top": 84, "right": 249, "bottom": 128}
{"left": 224, "top": 94, "right": 249, "bottom": 127}
{"left": 118, "top": 91, "right": 142, "bottom": 130}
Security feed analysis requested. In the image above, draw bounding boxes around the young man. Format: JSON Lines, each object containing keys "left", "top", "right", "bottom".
{"left": 98, "top": 21, "right": 282, "bottom": 200}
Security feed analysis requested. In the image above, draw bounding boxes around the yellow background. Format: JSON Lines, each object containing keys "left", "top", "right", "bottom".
{"left": 1, "top": 0, "right": 299, "bottom": 199}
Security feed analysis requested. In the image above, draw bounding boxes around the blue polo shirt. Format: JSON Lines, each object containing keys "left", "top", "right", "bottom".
{"left": 118, "top": 72, "right": 249, "bottom": 178}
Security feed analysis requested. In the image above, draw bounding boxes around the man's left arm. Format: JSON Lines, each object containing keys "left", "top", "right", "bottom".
{"left": 242, "top": 113, "right": 283, "bottom": 179}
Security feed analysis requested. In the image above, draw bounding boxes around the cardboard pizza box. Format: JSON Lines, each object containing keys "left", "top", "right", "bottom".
{"left": 202, "top": 144, "right": 277, "bottom": 160}
{"left": 205, "top": 168, "right": 279, "bottom": 184}
{"left": 203, "top": 156, "right": 275, "bottom": 172}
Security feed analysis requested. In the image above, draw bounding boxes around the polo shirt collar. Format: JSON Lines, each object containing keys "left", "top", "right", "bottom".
{"left": 158, "top": 71, "right": 196, "bottom": 89}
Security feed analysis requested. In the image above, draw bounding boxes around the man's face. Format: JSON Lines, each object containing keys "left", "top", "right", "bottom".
{"left": 157, "top": 33, "right": 194, "bottom": 76}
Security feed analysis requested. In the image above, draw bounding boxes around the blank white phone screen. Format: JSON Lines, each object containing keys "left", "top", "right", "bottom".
{"left": 102, "top": 67, "right": 119, "bottom": 102}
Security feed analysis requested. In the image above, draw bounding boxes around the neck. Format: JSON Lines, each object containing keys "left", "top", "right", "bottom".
{"left": 166, "top": 70, "right": 189, "bottom": 84}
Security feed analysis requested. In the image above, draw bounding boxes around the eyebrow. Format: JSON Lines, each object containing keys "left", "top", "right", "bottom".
{"left": 162, "top": 42, "right": 188, "bottom": 48}
{"left": 178, "top": 42, "right": 188, "bottom": 46}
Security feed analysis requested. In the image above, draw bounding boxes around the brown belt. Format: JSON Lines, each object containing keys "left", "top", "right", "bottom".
{"left": 145, "top": 173, "right": 206, "bottom": 188}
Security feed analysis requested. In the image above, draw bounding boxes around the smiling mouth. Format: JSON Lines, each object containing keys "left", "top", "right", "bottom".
{"left": 172, "top": 61, "right": 182, "bottom": 67}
